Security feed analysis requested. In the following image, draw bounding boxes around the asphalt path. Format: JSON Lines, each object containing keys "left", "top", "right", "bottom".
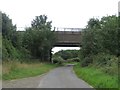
{"left": 3, "top": 66, "right": 94, "bottom": 88}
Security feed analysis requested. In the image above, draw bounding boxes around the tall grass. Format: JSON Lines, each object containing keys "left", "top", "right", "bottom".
{"left": 73, "top": 63, "right": 118, "bottom": 89}
{"left": 2, "top": 60, "right": 58, "bottom": 80}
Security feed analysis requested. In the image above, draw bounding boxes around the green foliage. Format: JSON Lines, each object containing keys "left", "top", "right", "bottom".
{"left": 67, "top": 57, "right": 80, "bottom": 62}
{"left": 92, "top": 53, "right": 118, "bottom": 76}
{"left": 2, "top": 38, "right": 30, "bottom": 60}
{"left": 2, "top": 13, "right": 16, "bottom": 40}
{"left": 22, "top": 15, "right": 56, "bottom": 61}
{"left": 2, "top": 13, "right": 56, "bottom": 62}
{"left": 31, "top": 15, "right": 52, "bottom": 30}
{"left": 2, "top": 13, "right": 29, "bottom": 61}
{"left": 80, "top": 15, "right": 118, "bottom": 67}
{"left": 79, "top": 15, "right": 119, "bottom": 84}
{"left": 2, "top": 38, "right": 18, "bottom": 59}
{"left": 3, "top": 61, "right": 58, "bottom": 80}
{"left": 54, "top": 50, "right": 79, "bottom": 60}
{"left": 52, "top": 55, "right": 64, "bottom": 65}
{"left": 74, "top": 63, "right": 118, "bottom": 88}
{"left": 87, "top": 18, "right": 101, "bottom": 29}
{"left": 81, "top": 55, "right": 93, "bottom": 67}
{"left": 52, "top": 50, "right": 80, "bottom": 65}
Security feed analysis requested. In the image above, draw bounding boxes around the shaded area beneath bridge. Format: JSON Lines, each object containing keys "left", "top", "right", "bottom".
{"left": 54, "top": 42, "right": 80, "bottom": 47}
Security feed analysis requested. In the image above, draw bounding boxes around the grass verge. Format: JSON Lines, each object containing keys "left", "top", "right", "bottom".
{"left": 3, "top": 61, "right": 59, "bottom": 80}
{"left": 73, "top": 63, "right": 118, "bottom": 89}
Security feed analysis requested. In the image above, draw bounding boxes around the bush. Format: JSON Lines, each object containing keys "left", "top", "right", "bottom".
{"left": 52, "top": 56, "right": 64, "bottom": 65}
{"left": 54, "top": 50, "right": 79, "bottom": 60}
{"left": 92, "top": 53, "right": 118, "bottom": 75}
{"left": 93, "top": 53, "right": 117, "bottom": 67}
{"left": 81, "top": 55, "right": 93, "bottom": 67}
{"left": 67, "top": 57, "right": 80, "bottom": 62}
{"left": 2, "top": 38, "right": 19, "bottom": 60}
{"left": 79, "top": 52, "right": 118, "bottom": 75}
{"left": 73, "top": 57, "right": 80, "bottom": 62}
{"left": 2, "top": 38, "right": 31, "bottom": 61}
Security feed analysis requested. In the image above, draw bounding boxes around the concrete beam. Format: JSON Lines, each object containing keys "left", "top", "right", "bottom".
{"left": 54, "top": 43, "right": 81, "bottom": 47}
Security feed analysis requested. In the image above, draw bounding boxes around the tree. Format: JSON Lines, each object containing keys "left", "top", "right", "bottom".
{"left": 23, "top": 15, "right": 56, "bottom": 61}
{"left": 87, "top": 18, "right": 101, "bottom": 29}
{"left": 31, "top": 15, "right": 52, "bottom": 30}
{"left": 2, "top": 13, "right": 16, "bottom": 40}
{"left": 80, "top": 15, "right": 118, "bottom": 66}
{"left": 2, "top": 13, "right": 30, "bottom": 60}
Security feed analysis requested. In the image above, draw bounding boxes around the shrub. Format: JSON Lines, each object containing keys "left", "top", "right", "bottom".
{"left": 2, "top": 38, "right": 31, "bottom": 61}
{"left": 52, "top": 56, "right": 64, "bottom": 65}
{"left": 67, "top": 57, "right": 80, "bottom": 62}
{"left": 81, "top": 55, "right": 93, "bottom": 67}
{"left": 92, "top": 53, "right": 118, "bottom": 75}
{"left": 73, "top": 57, "right": 80, "bottom": 62}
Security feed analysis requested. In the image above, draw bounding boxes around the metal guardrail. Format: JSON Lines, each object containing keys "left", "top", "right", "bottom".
{"left": 54, "top": 27, "right": 83, "bottom": 32}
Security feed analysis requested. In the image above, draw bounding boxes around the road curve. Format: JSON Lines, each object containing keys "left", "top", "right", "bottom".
{"left": 38, "top": 66, "right": 92, "bottom": 88}
{"left": 3, "top": 66, "right": 93, "bottom": 88}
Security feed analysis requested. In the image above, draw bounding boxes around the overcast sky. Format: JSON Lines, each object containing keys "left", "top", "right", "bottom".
{"left": 0, "top": 0, "right": 119, "bottom": 53}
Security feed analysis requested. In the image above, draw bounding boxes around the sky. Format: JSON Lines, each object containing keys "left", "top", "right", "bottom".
{"left": 0, "top": 0, "right": 119, "bottom": 53}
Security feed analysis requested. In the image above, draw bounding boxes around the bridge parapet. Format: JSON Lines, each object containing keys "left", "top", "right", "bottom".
{"left": 54, "top": 30, "right": 82, "bottom": 47}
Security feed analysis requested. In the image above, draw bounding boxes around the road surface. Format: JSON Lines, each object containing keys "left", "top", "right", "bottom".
{"left": 3, "top": 66, "right": 93, "bottom": 88}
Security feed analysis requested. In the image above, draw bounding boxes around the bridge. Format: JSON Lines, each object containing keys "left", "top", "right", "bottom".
{"left": 53, "top": 27, "right": 82, "bottom": 47}
{"left": 17, "top": 27, "right": 83, "bottom": 61}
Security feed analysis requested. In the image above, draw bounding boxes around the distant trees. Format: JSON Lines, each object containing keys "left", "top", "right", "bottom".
{"left": 52, "top": 50, "right": 80, "bottom": 64}
{"left": 54, "top": 50, "right": 79, "bottom": 60}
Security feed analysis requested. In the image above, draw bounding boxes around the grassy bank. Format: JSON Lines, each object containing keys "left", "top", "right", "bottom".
{"left": 73, "top": 63, "right": 118, "bottom": 89}
{"left": 3, "top": 60, "right": 58, "bottom": 80}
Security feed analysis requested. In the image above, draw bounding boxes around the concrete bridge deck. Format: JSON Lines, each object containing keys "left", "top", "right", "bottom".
{"left": 54, "top": 28, "right": 82, "bottom": 47}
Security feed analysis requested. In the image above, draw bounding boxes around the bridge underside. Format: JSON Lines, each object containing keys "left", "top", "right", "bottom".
{"left": 54, "top": 42, "right": 81, "bottom": 47}
{"left": 50, "top": 30, "right": 82, "bottom": 62}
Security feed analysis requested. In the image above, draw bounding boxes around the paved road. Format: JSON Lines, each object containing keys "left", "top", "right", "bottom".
{"left": 38, "top": 66, "right": 92, "bottom": 88}
{"left": 3, "top": 66, "right": 93, "bottom": 88}
{"left": 2, "top": 75, "right": 44, "bottom": 88}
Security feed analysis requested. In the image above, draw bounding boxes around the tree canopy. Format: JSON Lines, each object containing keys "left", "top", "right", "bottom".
{"left": 2, "top": 13, "right": 56, "bottom": 62}
{"left": 22, "top": 15, "right": 56, "bottom": 61}
{"left": 80, "top": 15, "right": 118, "bottom": 66}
